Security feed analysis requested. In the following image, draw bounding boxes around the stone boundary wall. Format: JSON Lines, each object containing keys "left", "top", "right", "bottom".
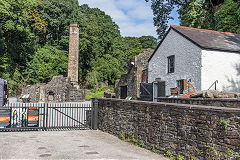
{"left": 158, "top": 97, "right": 240, "bottom": 108}
{"left": 97, "top": 98, "right": 240, "bottom": 159}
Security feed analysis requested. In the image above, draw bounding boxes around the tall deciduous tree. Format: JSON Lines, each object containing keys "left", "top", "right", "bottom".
{"left": 146, "top": 0, "right": 233, "bottom": 39}
{"left": 179, "top": 0, "right": 215, "bottom": 30}
{"left": 214, "top": 0, "right": 240, "bottom": 33}
{"left": 78, "top": 5, "right": 130, "bottom": 86}
{"left": 38, "top": 0, "right": 80, "bottom": 49}
{"left": 138, "top": 36, "right": 158, "bottom": 49}
{"left": 26, "top": 45, "right": 68, "bottom": 84}
{"left": 0, "top": 0, "right": 164, "bottom": 93}
{"left": 0, "top": 0, "right": 47, "bottom": 94}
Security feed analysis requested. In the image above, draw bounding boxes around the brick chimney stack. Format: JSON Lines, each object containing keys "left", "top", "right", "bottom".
{"left": 68, "top": 24, "right": 79, "bottom": 84}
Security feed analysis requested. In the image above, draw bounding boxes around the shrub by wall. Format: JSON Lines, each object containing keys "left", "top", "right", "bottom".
{"left": 97, "top": 98, "right": 240, "bottom": 159}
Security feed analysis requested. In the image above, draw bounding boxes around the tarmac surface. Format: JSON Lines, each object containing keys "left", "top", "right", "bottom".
{"left": 0, "top": 130, "right": 167, "bottom": 159}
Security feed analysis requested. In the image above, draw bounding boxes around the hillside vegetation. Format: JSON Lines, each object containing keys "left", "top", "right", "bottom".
{"left": 0, "top": 0, "right": 157, "bottom": 95}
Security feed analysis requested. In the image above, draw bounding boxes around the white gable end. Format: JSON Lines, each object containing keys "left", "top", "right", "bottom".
{"left": 201, "top": 50, "right": 240, "bottom": 92}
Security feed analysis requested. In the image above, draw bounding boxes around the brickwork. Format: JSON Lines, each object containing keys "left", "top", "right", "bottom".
{"left": 97, "top": 98, "right": 240, "bottom": 159}
{"left": 68, "top": 24, "right": 79, "bottom": 83}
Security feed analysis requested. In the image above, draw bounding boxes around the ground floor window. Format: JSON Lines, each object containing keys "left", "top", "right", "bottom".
{"left": 177, "top": 79, "right": 184, "bottom": 94}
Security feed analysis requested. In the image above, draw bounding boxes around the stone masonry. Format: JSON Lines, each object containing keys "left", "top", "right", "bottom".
{"left": 21, "top": 75, "right": 88, "bottom": 102}
{"left": 68, "top": 24, "right": 79, "bottom": 84}
{"left": 97, "top": 98, "right": 240, "bottom": 159}
{"left": 158, "top": 97, "right": 240, "bottom": 108}
{"left": 115, "top": 49, "right": 154, "bottom": 100}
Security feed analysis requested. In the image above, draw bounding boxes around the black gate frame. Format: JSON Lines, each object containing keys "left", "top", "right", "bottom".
{"left": 0, "top": 100, "right": 98, "bottom": 132}
{"left": 139, "top": 83, "right": 153, "bottom": 101}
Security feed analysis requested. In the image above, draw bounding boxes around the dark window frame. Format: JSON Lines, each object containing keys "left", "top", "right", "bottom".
{"left": 167, "top": 55, "right": 175, "bottom": 73}
{"left": 177, "top": 79, "right": 184, "bottom": 94}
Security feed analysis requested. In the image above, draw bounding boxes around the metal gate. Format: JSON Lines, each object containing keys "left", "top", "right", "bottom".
{"left": 153, "top": 81, "right": 166, "bottom": 101}
{"left": 139, "top": 83, "right": 153, "bottom": 101}
{"left": 0, "top": 100, "right": 98, "bottom": 132}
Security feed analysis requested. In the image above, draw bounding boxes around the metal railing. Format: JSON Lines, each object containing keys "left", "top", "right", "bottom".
{"left": 208, "top": 80, "right": 218, "bottom": 90}
{"left": 0, "top": 101, "right": 97, "bottom": 132}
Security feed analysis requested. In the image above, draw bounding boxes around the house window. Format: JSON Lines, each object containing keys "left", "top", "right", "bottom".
{"left": 177, "top": 79, "right": 184, "bottom": 94}
{"left": 168, "top": 55, "right": 175, "bottom": 73}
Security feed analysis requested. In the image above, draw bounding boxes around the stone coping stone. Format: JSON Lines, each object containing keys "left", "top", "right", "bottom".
{"left": 96, "top": 98, "right": 240, "bottom": 113}
{"left": 157, "top": 97, "right": 240, "bottom": 102}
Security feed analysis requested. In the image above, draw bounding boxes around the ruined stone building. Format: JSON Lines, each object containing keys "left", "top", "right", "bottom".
{"left": 21, "top": 76, "right": 87, "bottom": 102}
{"left": 115, "top": 48, "right": 154, "bottom": 100}
{"left": 20, "top": 24, "right": 88, "bottom": 103}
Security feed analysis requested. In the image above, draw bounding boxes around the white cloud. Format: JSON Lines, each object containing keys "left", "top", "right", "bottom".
{"left": 115, "top": 0, "right": 138, "bottom": 10}
{"left": 127, "top": 4, "right": 153, "bottom": 20}
{"left": 79, "top": 0, "right": 128, "bottom": 22}
{"left": 78, "top": 0, "right": 157, "bottom": 38}
{"left": 121, "top": 21, "right": 158, "bottom": 37}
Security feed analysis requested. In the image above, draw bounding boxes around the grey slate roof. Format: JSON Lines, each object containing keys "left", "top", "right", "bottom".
{"left": 148, "top": 25, "right": 240, "bottom": 62}
{"left": 171, "top": 25, "right": 240, "bottom": 53}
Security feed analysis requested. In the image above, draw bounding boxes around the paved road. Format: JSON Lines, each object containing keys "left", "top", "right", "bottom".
{"left": 0, "top": 130, "right": 167, "bottom": 160}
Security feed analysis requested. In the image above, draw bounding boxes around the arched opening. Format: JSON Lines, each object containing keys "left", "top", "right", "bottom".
{"left": 47, "top": 91, "right": 55, "bottom": 102}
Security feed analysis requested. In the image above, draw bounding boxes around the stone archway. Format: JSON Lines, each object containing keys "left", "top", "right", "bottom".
{"left": 46, "top": 91, "right": 55, "bottom": 102}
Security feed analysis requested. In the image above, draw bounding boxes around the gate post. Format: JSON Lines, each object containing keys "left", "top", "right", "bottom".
{"left": 91, "top": 98, "right": 98, "bottom": 130}
{"left": 42, "top": 103, "right": 48, "bottom": 131}
{"left": 45, "top": 103, "right": 48, "bottom": 130}
{"left": 43, "top": 103, "right": 45, "bottom": 131}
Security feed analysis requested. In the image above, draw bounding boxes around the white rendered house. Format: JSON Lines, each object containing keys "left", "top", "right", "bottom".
{"left": 148, "top": 25, "right": 240, "bottom": 97}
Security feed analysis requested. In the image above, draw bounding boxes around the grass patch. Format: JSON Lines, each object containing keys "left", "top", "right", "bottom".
{"left": 85, "top": 87, "right": 113, "bottom": 100}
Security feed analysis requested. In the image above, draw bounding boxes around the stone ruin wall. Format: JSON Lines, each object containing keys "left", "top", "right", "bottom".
{"left": 21, "top": 76, "right": 88, "bottom": 103}
{"left": 115, "top": 49, "right": 154, "bottom": 100}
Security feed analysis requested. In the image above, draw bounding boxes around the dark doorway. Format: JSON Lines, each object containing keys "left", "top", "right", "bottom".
{"left": 153, "top": 81, "right": 166, "bottom": 101}
{"left": 157, "top": 81, "right": 166, "bottom": 97}
{"left": 47, "top": 91, "right": 55, "bottom": 102}
{"left": 120, "top": 86, "right": 127, "bottom": 99}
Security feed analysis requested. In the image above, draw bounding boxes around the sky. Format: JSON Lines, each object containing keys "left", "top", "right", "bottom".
{"left": 78, "top": 0, "right": 180, "bottom": 38}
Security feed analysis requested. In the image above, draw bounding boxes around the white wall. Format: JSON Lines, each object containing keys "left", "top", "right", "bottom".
{"left": 148, "top": 29, "right": 202, "bottom": 96}
{"left": 201, "top": 50, "right": 240, "bottom": 92}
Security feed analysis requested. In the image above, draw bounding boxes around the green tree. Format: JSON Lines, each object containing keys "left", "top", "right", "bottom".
{"left": 78, "top": 5, "right": 129, "bottom": 86}
{"left": 0, "top": 0, "right": 47, "bottom": 94}
{"left": 145, "top": 0, "right": 225, "bottom": 39}
{"left": 38, "top": 0, "right": 80, "bottom": 49}
{"left": 26, "top": 45, "right": 68, "bottom": 84}
{"left": 124, "top": 37, "right": 143, "bottom": 58}
{"left": 38, "top": 3, "right": 130, "bottom": 88}
{"left": 214, "top": 0, "right": 240, "bottom": 33}
{"left": 95, "top": 54, "right": 122, "bottom": 84}
{"left": 138, "top": 36, "right": 158, "bottom": 49}
{"left": 145, "top": 0, "right": 177, "bottom": 39}
{"left": 179, "top": 0, "right": 215, "bottom": 30}
{"left": 1, "top": 0, "right": 160, "bottom": 92}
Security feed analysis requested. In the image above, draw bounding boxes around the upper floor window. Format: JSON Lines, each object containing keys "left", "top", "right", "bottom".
{"left": 168, "top": 55, "right": 175, "bottom": 73}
